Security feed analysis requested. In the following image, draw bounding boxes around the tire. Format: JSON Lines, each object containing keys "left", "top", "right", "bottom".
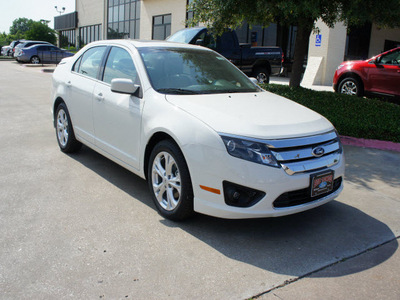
{"left": 55, "top": 103, "right": 82, "bottom": 153}
{"left": 148, "top": 140, "right": 194, "bottom": 220}
{"left": 254, "top": 67, "right": 270, "bottom": 84}
{"left": 30, "top": 56, "right": 40, "bottom": 64}
{"left": 338, "top": 77, "right": 363, "bottom": 97}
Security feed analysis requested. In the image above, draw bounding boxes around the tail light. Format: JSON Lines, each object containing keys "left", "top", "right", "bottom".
{"left": 281, "top": 52, "right": 284, "bottom": 63}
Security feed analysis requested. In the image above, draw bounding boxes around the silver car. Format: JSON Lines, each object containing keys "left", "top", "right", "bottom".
{"left": 1, "top": 40, "right": 23, "bottom": 56}
{"left": 17, "top": 44, "right": 74, "bottom": 64}
{"left": 1, "top": 45, "right": 11, "bottom": 56}
{"left": 14, "top": 41, "right": 51, "bottom": 59}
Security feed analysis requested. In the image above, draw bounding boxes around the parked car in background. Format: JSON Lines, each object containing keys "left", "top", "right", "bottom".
{"left": 14, "top": 40, "right": 51, "bottom": 58}
{"left": 333, "top": 47, "right": 400, "bottom": 99}
{"left": 17, "top": 44, "right": 74, "bottom": 64}
{"left": 1, "top": 45, "right": 10, "bottom": 56}
{"left": 167, "top": 27, "right": 284, "bottom": 83}
{"left": 1, "top": 40, "right": 23, "bottom": 56}
{"left": 52, "top": 40, "right": 344, "bottom": 220}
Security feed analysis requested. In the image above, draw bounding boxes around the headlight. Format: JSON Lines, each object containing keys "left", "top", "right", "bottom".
{"left": 220, "top": 135, "right": 280, "bottom": 168}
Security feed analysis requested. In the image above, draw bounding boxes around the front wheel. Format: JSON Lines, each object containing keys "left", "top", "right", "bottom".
{"left": 148, "top": 140, "right": 194, "bottom": 220}
{"left": 338, "top": 77, "right": 363, "bottom": 97}
{"left": 55, "top": 103, "right": 82, "bottom": 153}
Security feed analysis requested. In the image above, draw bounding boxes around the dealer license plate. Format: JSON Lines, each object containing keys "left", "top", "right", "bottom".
{"left": 311, "top": 170, "right": 334, "bottom": 197}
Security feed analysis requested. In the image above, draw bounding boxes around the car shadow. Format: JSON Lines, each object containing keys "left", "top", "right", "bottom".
{"left": 69, "top": 145, "right": 398, "bottom": 278}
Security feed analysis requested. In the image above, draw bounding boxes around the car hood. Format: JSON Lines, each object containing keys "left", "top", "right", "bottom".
{"left": 165, "top": 91, "right": 333, "bottom": 139}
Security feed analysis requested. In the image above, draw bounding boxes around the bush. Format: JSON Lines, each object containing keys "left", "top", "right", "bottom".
{"left": 261, "top": 84, "right": 400, "bottom": 143}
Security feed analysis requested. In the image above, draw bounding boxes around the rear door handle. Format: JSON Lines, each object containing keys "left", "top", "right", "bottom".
{"left": 96, "top": 93, "right": 104, "bottom": 101}
{"left": 66, "top": 81, "right": 72, "bottom": 87}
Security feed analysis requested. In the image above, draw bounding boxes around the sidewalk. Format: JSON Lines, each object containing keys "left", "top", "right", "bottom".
{"left": 256, "top": 144, "right": 400, "bottom": 300}
{"left": 270, "top": 76, "right": 334, "bottom": 92}
{"left": 258, "top": 238, "right": 400, "bottom": 299}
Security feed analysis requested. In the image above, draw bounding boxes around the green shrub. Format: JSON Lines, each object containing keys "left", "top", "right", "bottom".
{"left": 261, "top": 84, "right": 400, "bottom": 143}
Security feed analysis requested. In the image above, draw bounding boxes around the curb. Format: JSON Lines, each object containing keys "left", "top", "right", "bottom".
{"left": 340, "top": 135, "right": 400, "bottom": 153}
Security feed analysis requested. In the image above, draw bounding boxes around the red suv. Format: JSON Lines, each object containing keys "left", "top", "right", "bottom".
{"left": 333, "top": 47, "right": 400, "bottom": 99}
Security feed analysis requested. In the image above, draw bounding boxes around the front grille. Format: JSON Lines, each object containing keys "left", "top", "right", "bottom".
{"left": 273, "top": 177, "right": 343, "bottom": 208}
{"left": 266, "top": 130, "right": 342, "bottom": 175}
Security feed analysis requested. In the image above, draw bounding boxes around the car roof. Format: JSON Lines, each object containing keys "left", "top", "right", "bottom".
{"left": 25, "top": 44, "right": 56, "bottom": 49}
{"left": 85, "top": 39, "right": 212, "bottom": 51}
{"left": 20, "top": 41, "right": 50, "bottom": 45}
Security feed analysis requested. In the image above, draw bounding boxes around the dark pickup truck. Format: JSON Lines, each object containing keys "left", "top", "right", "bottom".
{"left": 167, "top": 27, "right": 283, "bottom": 83}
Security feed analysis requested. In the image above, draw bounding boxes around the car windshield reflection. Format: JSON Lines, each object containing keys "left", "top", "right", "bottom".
{"left": 139, "top": 47, "right": 260, "bottom": 95}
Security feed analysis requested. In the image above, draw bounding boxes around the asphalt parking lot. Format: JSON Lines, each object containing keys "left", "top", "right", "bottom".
{"left": 0, "top": 61, "right": 399, "bottom": 299}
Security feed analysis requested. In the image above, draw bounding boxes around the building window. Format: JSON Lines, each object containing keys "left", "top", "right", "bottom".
{"left": 152, "top": 14, "right": 171, "bottom": 40}
{"left": 108, "top": 0, "right": 141, "bottom": 39}
{"left": 78, "top": 24, "right": 102, "bottom": 48}
{"left": 186, "top": 0, "right": 194, "bottom": 24}
{"left": 60, "top": 29, "right": 76, "bottom": 48}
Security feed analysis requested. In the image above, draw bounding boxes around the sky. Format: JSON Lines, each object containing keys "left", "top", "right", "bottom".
{"left": 0, "top": 0, "right": 75, "bottom": 34}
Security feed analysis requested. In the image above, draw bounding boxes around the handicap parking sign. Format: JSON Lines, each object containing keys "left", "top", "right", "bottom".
{"left": 316, "top": 34, "right": 322, "bottom": 47}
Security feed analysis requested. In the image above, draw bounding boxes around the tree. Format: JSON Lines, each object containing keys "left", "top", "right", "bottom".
{"left": 25, "top": 21, "right": 56, "bottom": 44}
{"left": 9, "top": 18, "right": 34, "bottom": 36}
{"left": 190, "top": 0, "right": 400, "bottom": 87}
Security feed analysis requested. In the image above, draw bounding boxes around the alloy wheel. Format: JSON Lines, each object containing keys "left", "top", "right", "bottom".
{"left": 31, "top": 56, "right": 40, "bottom": 64}
{"left": 57, "top": 109, "right": 69, "bottom": 147}
{"left": 340, "top": 81, "right": 358, "bottom": 95}
{"left": 151, "top": 151, "right": 181, "bottom": 211}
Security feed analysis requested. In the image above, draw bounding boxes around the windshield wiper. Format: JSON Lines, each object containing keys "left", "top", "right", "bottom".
{"left": 201, "top": 89, "right": 256, "bottom": 94}
{"left": 157, "top": 88, "right": 200, "bottom": 95}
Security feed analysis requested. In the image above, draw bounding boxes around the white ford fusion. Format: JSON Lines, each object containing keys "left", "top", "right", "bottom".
{"left": 52, "top": 40, "right": 344, "bottom": 220}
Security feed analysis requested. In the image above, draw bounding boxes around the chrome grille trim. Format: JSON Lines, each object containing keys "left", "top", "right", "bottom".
{"left": 271, "top": 141, "right": 340, "bottom": 162}
{"left": 264, "top": 131, "right": 337, "bottom": 149}
{"left": 281, "top": 153, "right": 341, "bottom": 175}
{"left": 264, "top": 130, "right": 342, "bottom": 175}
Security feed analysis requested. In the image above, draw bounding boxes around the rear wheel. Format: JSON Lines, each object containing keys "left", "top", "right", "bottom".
{"left": 338, "top": 77, "right": 363, "bottom": 97}
{"left": 148, "top": 140, "right": 194, "bottom": 220}
{"left": 30, "top": 56, "right": 40, "bottom": 64}
{"left": 55, "top": 103, "right": 82, "bottom": 153}
{"left": 254, "top": 67, "right": 270, "bottom": 84}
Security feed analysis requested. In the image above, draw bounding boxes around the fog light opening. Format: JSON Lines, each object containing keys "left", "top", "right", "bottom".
{"left": 223, "top": 181, "right": 265, "bottom": 208}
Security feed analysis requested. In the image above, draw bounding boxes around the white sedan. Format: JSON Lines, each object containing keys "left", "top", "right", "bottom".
{"left": 52, "top": 40, "right": 344, "bottom": 220}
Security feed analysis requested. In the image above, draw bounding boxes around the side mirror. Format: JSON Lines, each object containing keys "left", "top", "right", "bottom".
{"left": 111, "top": 78, "right": 140, "bottom": 97}
{"left": 195, "top": 39, "right": 204, "bottom": 46}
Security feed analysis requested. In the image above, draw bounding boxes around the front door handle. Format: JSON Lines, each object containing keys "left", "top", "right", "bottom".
{"left": 66, "top": 81, "right": 72, "bottom": 87}
{"left": 96, "top": 93, "right": 104, "bottom": 101}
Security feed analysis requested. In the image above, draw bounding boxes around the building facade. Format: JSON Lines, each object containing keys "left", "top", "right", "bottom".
{"left": 54, "top": 0, "right": 400, "bottom": 86}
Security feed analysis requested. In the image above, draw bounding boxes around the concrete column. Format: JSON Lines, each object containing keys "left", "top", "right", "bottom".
{"left": 302, "top": 20, "right": 347, "bottom": 87}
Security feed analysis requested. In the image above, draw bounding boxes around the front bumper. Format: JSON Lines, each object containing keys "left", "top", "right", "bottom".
{"left": 184, "top": 143, "right": 345, "bottom": 219}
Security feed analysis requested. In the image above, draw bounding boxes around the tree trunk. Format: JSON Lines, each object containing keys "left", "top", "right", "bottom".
{"left": 289, "top": 20, "right": 314, "bottom": 88}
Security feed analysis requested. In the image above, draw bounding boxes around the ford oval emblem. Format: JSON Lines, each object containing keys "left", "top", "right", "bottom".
{"left": 319, "top": 182, "right": 328, "bottom": 189}
{"left": 312, "top": 146, "right": 325, "bottom": 157}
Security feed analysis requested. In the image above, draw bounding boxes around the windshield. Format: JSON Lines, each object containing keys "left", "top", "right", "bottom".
{"left": 166, "top": 27, "right": 204, "bottom": 43}
{"left": 139, "top": 47, "right": 260, "bottom": 95}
